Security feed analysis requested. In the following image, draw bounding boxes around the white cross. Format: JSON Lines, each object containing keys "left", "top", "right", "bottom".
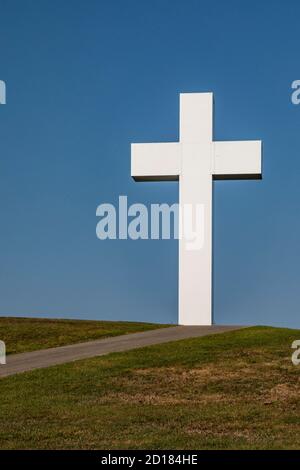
{"left": 131, "top": 93, "right": 262, "bottom": 325}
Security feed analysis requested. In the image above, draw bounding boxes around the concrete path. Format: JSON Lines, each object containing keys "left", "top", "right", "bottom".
{"left": 0, "top": 325, "right": 244, "bottom": 378}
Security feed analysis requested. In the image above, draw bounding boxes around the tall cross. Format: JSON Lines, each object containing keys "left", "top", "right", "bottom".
{"left": 131, "top": 93, "right": 262, "bottom": 325}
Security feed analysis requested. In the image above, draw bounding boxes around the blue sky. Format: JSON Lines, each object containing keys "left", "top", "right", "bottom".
{"left": 0, "top": 0, "right": 299, "bottom": 327}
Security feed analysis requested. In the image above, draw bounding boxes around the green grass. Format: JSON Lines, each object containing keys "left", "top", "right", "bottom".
{"left": 0, "top": 326, "right": 299, "bottom": 449}
{"left": 0, "top": 317, "right": 168, "bottom": 354}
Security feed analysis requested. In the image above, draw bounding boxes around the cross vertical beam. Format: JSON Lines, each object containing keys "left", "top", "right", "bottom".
{"left": 178, "top": 93, "right": 213, "bottom": 325}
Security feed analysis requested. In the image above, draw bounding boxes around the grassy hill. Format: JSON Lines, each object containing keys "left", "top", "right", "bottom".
{"left": 0, "top": 325, "right": 299, "bottom": 449}
{"left": 0, "top": 317, "right": 168, "bottom": 354}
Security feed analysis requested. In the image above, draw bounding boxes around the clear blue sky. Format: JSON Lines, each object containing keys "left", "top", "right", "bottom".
{"left": 0, "top": 0, "right": 299, "bottom": 327}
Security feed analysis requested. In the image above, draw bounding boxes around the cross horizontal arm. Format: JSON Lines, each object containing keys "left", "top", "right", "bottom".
{"left": 213, "top": 141, "right": 262, "bottom": 180}
{"left": 131, "top": 143, "right": 181, "bottom": 181}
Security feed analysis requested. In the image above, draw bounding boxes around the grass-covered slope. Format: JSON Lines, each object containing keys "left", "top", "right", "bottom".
{"left": 0, "top": 317, "right": 168, "bottom": 354}
{"left": 0, "top": 326, "right": 299, "bottom": 449}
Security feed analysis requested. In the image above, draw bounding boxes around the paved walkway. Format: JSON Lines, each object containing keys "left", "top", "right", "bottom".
{"left": 0, "top": 325, "right": 244, "bottom": 378}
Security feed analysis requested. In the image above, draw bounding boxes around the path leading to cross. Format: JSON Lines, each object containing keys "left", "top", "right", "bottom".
{"left": 0, "top": 325, "right": 245, "bottom": 378}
